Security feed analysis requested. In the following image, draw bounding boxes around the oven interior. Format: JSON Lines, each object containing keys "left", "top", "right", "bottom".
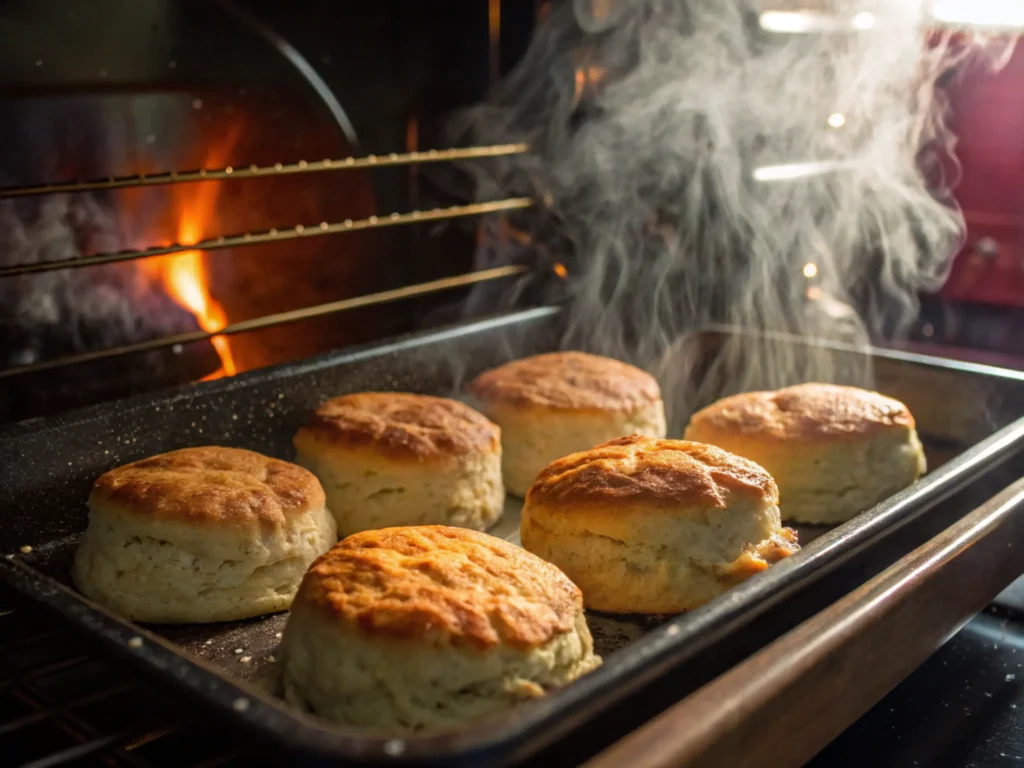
{"left": 3, "top": 1, "right": 1024, "bottom": 766}
{"left": 0, "top": 0, "right": 544, "bottom": 424}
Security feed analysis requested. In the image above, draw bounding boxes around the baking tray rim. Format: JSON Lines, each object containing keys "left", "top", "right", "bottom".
{"left": 6, "top": 307, "right": 1024, "bottom": 441}
{"left": 3, "top": 306, "right": 1024, "bottom": 765}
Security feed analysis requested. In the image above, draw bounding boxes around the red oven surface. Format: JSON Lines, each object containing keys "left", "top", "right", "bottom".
{"left": 942, "top": 40, "right": 1024, "bottom": 308}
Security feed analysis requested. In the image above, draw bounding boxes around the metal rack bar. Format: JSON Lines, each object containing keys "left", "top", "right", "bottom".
{"left": 0, "top": 683, "right": 133, "bottom": 737}
{"left": 121, "top": 724, "right": 184, "bottom": 752}
{"left": 0, "top": 609, "right": 136, "bottom": 765}
{"left": 0, "top": 630, "right": 53, "bottom": 654}
{"left": 0, "top": 655, "right": 90, "bottom": 689}
{"left": 0, "top": 264, "right": 530, "bottom": 379}
{"left": 0, "top": 197, "right": 535, "bottom": 277}
{"left": 24, "top": 727, "right": 139, "bottom": 768}
{"left": 0, "top": 144, "right": 529, "bottom": 199}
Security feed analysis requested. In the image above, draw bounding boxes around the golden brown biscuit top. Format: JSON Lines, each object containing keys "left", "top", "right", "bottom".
{"left": 526, "top": 435, "right": 778, "bottom": 510}
{"left": 90, "top": 446, "right": 324, "bottom": 532}
{"left": 293, "top": 392, "right": 499, "bottom": 461}
{"left": 685, "top": 383, "right": 915, "bottom": 443}
{"left": 295, "top": 526, "right": 582, "bottom": 651}
{"left": 469, "top": 352, "right": 661, "bottom": 412}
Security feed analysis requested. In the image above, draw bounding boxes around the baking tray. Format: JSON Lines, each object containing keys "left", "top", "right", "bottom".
{"left": 586, "top": 479, "right": 1024, "bottom": 768}
{"left": 2, "top": 306, "right": 1024, "bottom": 766}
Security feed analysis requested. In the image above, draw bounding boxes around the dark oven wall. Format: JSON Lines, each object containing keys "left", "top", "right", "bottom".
{"left": 0, "top": 0, "right": 538, "bottom": 423}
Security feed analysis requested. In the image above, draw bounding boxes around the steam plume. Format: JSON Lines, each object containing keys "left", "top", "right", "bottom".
{"left": 459, "top": 0, "right": 972, "bottom": 432}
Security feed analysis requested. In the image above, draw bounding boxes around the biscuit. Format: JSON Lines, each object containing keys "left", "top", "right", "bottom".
{"left": 469, "top": 352, "right": 667, "bottom": 496}
{"left": 293, "top": 393, "right": 504, "bottom": 537}
{"left": 72, "top": 446, "right": 337, "bottom": 623}
{"left": 683, "top": 383, "right": 926, "bottom": 524}
{"left": 520, "top": 435, "right": 799, "bottom": 614}
{"left": 278, "top": 525, "right": 601, "bottom": 732}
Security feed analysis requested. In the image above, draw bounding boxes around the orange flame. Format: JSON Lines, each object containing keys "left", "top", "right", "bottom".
{"left": 573, "top": 66, "right": 605, "bottom": 107}
{"left": 164, "top": 241, "right": 237, "bottom": 381}
{"left": 553, "top": 262, "right": 568, "bottom": 279}
{"left": 144, "top": 126, "right": 241, "bottom": 380}
{"left": 571, "top": 45, "right": 608, "bottom": 108}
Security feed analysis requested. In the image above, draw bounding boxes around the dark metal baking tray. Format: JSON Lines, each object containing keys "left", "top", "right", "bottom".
{"left": 2, "top": 306, "right": 1024, "bottom": 766}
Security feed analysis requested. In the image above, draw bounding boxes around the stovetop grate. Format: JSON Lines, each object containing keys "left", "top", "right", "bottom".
{"left": 0, "top": 595, "right": 263, "bottom": 768}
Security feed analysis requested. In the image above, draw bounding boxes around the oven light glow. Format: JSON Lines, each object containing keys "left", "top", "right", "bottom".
{"left": 803, "top": 262, "right": 819, "bottom": 278}
{"left": 753, "top": 161, "right": 843, "bottom": 182}
{"left": 827, "top": 112, "right": 847, "bottom": 128}
{"left": 852, "top": 12, "right": 877, "bottom": 30}
{"left": 932, "top": 0, "right": 1024, "bottom": 28}
{"left": 760, "top": 10, "right": 876, "bottom": 33}
{"left": 759, "top": 11, "right": 819, "bottom": 33}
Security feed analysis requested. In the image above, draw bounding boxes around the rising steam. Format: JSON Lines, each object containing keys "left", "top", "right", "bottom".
{"left": 459, "top": 0, "right": 976, "bottom": 431}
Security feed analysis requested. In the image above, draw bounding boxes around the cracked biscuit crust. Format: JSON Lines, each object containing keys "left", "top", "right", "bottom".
{"left": 469, "top": 352, "right": 661, "bottom": 412}
{"left": 74, "top": 446, "right": 336, "bottom": 624}
{"left": 294, "top": 392, "right": 500, "bottom": 464}
{"left": 295, "top": 525, "right": 581, "bottom": 650}
{"left": 684, "top": 384, "right": 926, "bottom": 524}
{"left": 521, "top": 436, "right": 797, "bottom": 613}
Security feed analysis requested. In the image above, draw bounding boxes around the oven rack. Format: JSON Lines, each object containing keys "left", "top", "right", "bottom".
{"left": 0, "top": 265, "right": 529, "bottom": 379}
{"left": 0, "top": 144, "right": 537, "bottom": 380}
{"left": 0, "top": 198, "right": 534, "bottom": 277}
{"left": 0, "top": 144, "right": 529, "bottom": 200}
{"left": 0, "top": 599, "right": 254, "bottom": 767}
